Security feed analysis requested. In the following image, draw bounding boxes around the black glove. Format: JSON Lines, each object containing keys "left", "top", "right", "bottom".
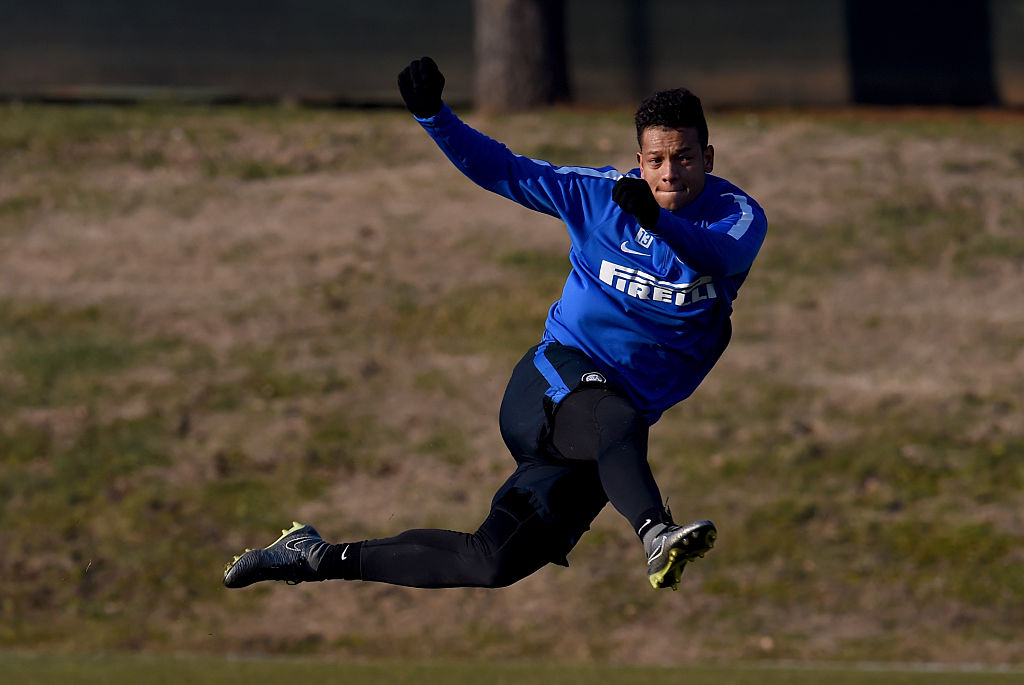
{"left": 398, "top": 56, "right": 445, "bottom": 118}
{"left": 612, "top": 177, "right": 661, "bottom": 229}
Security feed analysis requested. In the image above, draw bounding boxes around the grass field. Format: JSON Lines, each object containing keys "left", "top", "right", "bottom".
{"left": 4, "top": 654, "right": 1024, "bottom": 685}
{"left": 1, "top": 101, "right": 1023, "bottom": 666}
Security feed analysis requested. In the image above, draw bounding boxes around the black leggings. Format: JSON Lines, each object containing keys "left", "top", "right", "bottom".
{"left": 358, "top": 494, "right": 552, "bottom": 588}
{"left": 354, "top": 388, "right": 662, "bottom": 589}
{"left": 550, "top": 387, "right": 662, "bottom": 529}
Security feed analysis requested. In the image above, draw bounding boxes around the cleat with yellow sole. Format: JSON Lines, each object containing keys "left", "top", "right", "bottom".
{"left": 646, "top": 520, "right": 716, "bottom": 590}
{"left": 223, "top": 522, "right": 328, "bottom": 588}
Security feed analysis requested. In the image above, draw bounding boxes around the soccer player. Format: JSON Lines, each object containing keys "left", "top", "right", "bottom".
{"left": 224, "top": 57, "right": 767, "bottom": 592}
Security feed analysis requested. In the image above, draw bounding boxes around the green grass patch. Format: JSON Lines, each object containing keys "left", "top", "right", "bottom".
{"left": 304, "top": 409, "right": 400, "bottom": 478}
{"left": 202, "top": 158, "right": 302, "bottom": 181}
{"left": 416, "top": 422, "right": 473, "bottom": 466}
{"left": 381, "top": 246, "right": 568, "bottom": 355}
{"left": 0, "top": 420, "right": 53, "bottom": 465}
{"left": 0, "top": 104, "right": 138, "bottom": 154}
{"left": 0, "top": 414, "right": 171, "bottom": 524}
{"left": 0, "top": 193, "right": 43, "bottom": 217}
{"left": 0, "top": 299, "right": 185, "bottom": 408}
{"left": 199, "top": 476, "right": 294, "bottom": 531}
{"left": 871, "top": 519, "right": 1024, "bottom": 606}
{"left": 1, "top": 654, "right": 1022, "bottom": 685}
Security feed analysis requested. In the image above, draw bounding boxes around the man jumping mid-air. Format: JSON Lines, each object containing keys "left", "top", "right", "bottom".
{"left": 224, "top": 57, "right": 767, "bottom": 592}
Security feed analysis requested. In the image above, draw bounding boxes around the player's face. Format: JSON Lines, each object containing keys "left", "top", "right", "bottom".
{"left": 637, "top": 126, "right": 714, "bottom": 210}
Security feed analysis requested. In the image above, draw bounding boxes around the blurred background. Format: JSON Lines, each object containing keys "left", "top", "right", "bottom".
{"left": 1, "top": 0, "right": 1023, "bottom": 679}
{"left": 2, "top": 0, "right": 1023, "bottom": 109}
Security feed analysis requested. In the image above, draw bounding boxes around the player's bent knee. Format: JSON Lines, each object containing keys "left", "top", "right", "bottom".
{"left": 475, "top": 555, "right": 535, "bottom": 589}
{"left": 467, "top": 496, "right": 553, "bottom": 588}
{"left": 476, "top": 564, "right": 516, "bottom": 589}
{"left": 593, "top": 391, "right": 646, "bottom": 440}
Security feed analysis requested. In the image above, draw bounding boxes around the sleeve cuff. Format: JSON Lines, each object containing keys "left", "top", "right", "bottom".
{"left": 413, "top": 102, "right": 454, "bottom": 125}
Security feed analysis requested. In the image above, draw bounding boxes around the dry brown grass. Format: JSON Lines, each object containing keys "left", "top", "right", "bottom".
{"left": 1, "top": 102, "right": 1023, "bottom": 663}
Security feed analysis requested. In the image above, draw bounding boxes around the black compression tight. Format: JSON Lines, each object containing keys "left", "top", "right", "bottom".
{"left": 338, "top": 388, "right": 664, "bottom": 588}
{"left": 550, "top": 387, "right": 666, "bottom": 532}
{"left": 356, "top": 495, "right": 551, "bottom": 588}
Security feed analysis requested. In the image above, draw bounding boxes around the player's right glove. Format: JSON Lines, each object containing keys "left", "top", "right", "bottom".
{"left": 612, "top": 176, "right": 661, "bottom": 230}
{"left": 398, "top": 56, "right": 445, "bottom": 119}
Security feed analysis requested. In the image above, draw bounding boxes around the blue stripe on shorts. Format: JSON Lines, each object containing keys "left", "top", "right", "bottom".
{"left": 532, "top": 342, "right": 572, "bottom": 404}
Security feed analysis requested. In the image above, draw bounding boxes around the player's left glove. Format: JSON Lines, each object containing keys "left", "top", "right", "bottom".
{"left": 612, "top": 176, "right": 661, "bottom": 230}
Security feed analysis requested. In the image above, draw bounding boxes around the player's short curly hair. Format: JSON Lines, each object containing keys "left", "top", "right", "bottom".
{"left": 635, "top": 88, "right": 709, "bottom": 149}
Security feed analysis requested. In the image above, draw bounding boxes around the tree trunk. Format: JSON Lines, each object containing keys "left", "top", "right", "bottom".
{"left": 473, "top": 0, "right": 571, "bottom": 112}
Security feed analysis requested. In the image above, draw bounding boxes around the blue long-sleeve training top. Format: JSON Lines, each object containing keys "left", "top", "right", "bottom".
{"left": 417, "top": 104, "right": 767, "bottom": 423}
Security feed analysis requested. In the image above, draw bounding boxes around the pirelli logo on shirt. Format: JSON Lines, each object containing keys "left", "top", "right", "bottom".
{"left": 599, "top": 260, "right": 717, "bottom": 307}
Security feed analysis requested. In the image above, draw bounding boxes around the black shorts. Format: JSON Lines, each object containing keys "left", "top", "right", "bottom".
{"left": 493, "top": 342, "right": 615, "bottom": 565}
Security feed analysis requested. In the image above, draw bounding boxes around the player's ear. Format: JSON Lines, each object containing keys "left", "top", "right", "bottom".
{"left": 636, "top": 150, "right": 643, "bottom": 168}
{"left": 703, "top": 145, "right": 715, "bottom": 173}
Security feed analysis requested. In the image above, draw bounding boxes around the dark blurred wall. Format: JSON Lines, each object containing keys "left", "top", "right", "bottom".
{"left": 1, "top": 0, "right": 1023, "bottom": 106}
{"left": 846, "top": 0, "right": 999, "bottom": 105}
{"left": 0, "top": 0, "right": 476, "bottom": 103}
{"left": 569, "top": 0, "right": 851, "bottom": 106}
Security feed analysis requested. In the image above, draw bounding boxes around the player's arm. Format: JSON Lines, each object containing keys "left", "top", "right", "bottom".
{"left": 398, "top": 57, "right": 584, "bottom": 219}
{"left": 612, "top": 177, "right": 766, "bottom": 277}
